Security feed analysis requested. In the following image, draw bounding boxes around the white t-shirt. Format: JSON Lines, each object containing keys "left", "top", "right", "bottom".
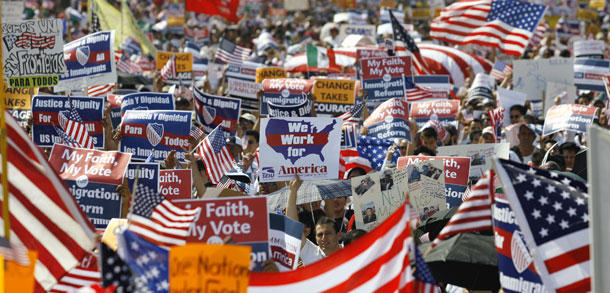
{"left": 300, "top": 239, "right": 325, "bottom": 266}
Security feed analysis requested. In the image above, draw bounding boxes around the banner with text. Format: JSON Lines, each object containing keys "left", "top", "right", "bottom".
{"left": 437, "top": 143, "right": 510, "bottom": 184}
{"left": 410, "top": 100, "right": 459, "bottom": 128}
{"left": 227, "top": 78, "right": 260, "bottom": 100}
{"left": 269, "top": 213, "right": 304, "bottom": 271}
{"left": 261, "top": 79, "right": 314, "bottom": 116}
{"left": 156, "top": 51, "right": 193, "bottom": 84}
{"left": 255, "top": 67, "right": 286, "bottom": 83}
{"left": 312, "top": 79, "right": 356, "bottom": 116}
{"left": 360, "top": 56, "right": 411, "bottom": 108}
{"left": 160, "top": 169, "right": 192, "bottom": 200}
{"left": 543, "top": 104, "right": 598, "bottom": 136}
{"left": 125, "top": 162, "right": 159, "bottom": 194}
{"left": 193, "top": 88, "right": 241, "bottom": 136}
{"left": 573, "top": 58, "right": 610, "bottom": 92}
{"left": 4, "top": 85, "right": 35, "bottom": 127}
{"left": 120, "top": 92, "right": 174, "bottom": 116}
{"left": 363, "top": 98, "right": 411, "bottom": 141}
{"left": 108, "top": 94, "right": 123, "bottom": 130}
{"left": 267, "top": 98, "right": 312, "bottom": 117}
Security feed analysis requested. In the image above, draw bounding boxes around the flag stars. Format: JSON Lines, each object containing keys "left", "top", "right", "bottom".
{"left": 538, "top": 195, "right": 548, "bottom": 206}
{"left": 516, "top": 173, "right": 527, "bottom": 183}
{"left": 567, "top": 207, "right": 577, "bottom": 217}
{"left": 561, "top": 178, "right": 571, "bottom": 185}
{"left": 532, "top": 178, "right": 541, "bottom": 187}
{"left": 524, "top": 190, "right": 534, "bottom": 200}
{"left": 582, "top": 213, "right": 589, "bottom": 223}
{"left": 559, "top": 220, "right": 569, "bottom": 230}
{"left": 546, "top": 184, "right": 556, "bottom": 193}
{"left": 527, "top": 168, "right": 537, "bottom": 175}
{"left": 545, "top": 214, "right": 555, "bottom": 224}
{"left": 575, "top": 197, "right": 585, "bottom": 206}
{"left": 560, "top": 191, "right": 570, "bottom": 199}
{"left": 539, "top": 227, "right": 548, "bottom": 237}
{"left": 532, "top": 209, "right": 541, "bottom": 219}
{"left": 552, "top": 201, "right": 562, "bottom": 211}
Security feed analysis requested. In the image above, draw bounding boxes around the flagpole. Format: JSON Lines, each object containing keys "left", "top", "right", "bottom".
{"left": 0, "top": 1, "right": 10, "bottom": 240}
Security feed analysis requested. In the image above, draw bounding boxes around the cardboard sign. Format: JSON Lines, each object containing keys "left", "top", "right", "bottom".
{"left": 120, "top": 92, "right": 174, "bottom": 116}
{"left": 56, "top": 31, "right": 116, "bottom": 91}
{"left": 543, "top": 104, "right": 598, "bottom": 136}
{"left": 159, "top": 169, "right": 192, "bottom": 200}
{"left": 512, "top": 59, "right": 573, "bottom": 101}
{"left": 255, "top": 67, "right": 286, "bottom": 83}
{"left": 193, "top": 89, "right": 241, "bottom": 136}
{"left": 437, "top": 143, "right": 510, "bottom": 184}
{"left": 356, "top": 49, "right": 388, "bottom": 60}
{"left": 267, "top": 98, "right": 312, "bottom": 117}
{"left": 405, "top": 160, "right": 447, "bottom": 221}
{"left": 32, "top": 95, "right": 104, "bottom": 148}
{"left": 169, "top": 244, "right": 250, "bottom": 293}
{"left": 398, "top": 156, "right": 471, "bottom": 208}
{"left": 107, "top": 94, "right": 123, "bottom": 130}
{"left": 573, "top": 58, "right": 610, "bottom": 92}
{"left": 360, "top": 56, "right": 412, "bottom": 106}
{"left": 573, "top": 40, "right": 604, "bottom": 58}
{"left": 259, "top": 117, "right": 342, "bottom": 182}
{"left": 2, "top": 19, "right": 65, "bottom": 87}
{"left": 269, "top": 213, "right": 304, "bottom": 271}
{"left": 227, "top": 78, "right": 260, "bottom": 100}
{"left": 410, "top": 100, "right": 459, "bottom": 128}
{"left": 173, "top": 197, "right": 269, "bottom": 271}
{"left": 120, "top": 110, "right": 192, "bottom": 162}
{"left": 261, "top": 79, "right": 314, "bottom": 116}
{"left": 363, "top": 98, "right": 411, "bottom": 141}
{"left": 338, "top": 24, "right": 376, "bottom": 42}
{"left": 4, "top": 85, "right": 35, "bottom": 127}
{"left": 2, "top": 1, "right": 23, "bottom": 22}
{"left": 545, "top": 81, "right": 576, "bottom": 117}
{"left": 156, "top": 51, "right": 193, "bottom": 84}
{"left": 125, "top": 162, "right": 159, "bottom": 193}
{"left": 312, "top": 79, "right": 356, "bottom": 116}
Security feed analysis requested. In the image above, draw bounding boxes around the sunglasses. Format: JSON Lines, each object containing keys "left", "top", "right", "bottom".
{"left": 248, "top": 140, "right": 256, "bottom": 145}
{"left": 398, "top": 146, "right": 407, "bottom": 150}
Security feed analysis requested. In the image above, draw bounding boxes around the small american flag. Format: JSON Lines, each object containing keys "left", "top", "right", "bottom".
{"left": 404, "top": 77, "right": 433, "bottom": 102}
{"left": 100, "top": 242, "right": 132, "bottom": 291}
{"left": 197, "top": 126, "right": 237, "bottom": 184}
{"left": 390, "top": 10, "right": 430, "bottom": 75}
{"left": 339, "top": 148, "right": 373, "bottom": 180}
{"left": 117, "top": 57, "right": 142, "bottom": 74}
{"left": 58, "top": 100, "right": 95, "bottom": 149}
{"left": 488, "top": 107, "right": 504, "bottom": 143}
{"left": 338, "top": 102, "right": 364, "bottom": 125}
{"left": 50, "top": 253, "right": 100, "bottom": 293}
{"left": 0, "top": 237, "right": 30, "bottom": 266}
{"left": 214, "top": 38, "right": 251, "bottom": 65}
{"left": 489, "top": 60, "right": 513, "bottom": 81}
{"left": 160, "top": 55, "right": 177, "bottom": 82}
{"left": 119, "top": 36, "right": 142, "bottom": 57}
{"left": 495, "top": 159, "right": 590, "bottom": 292}
{"left": 53, "top": 125, "right": 82, "bottom": 148}
{"left": 190, "top": 126, "right": 204, "bottom": 141}
{"left": 432, "top": 170, "right": 494, "bottom": 247}
{"left": 528, "top": 23, "right": 547, "bottom": 49}
{"left": 128, "top": 184, "right": 200, "bottom": 248}
{"left": 87, "top": 83, "right": 115, "bottom": 97}
{"left": 413, "top": 242, "right": 442, "bottom": 293}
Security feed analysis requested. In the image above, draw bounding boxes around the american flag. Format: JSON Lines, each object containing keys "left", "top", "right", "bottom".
{"left": 117, "top": 56, "right": 142, "bottom": 74}
{"left": 0, "top": 237, "right": 30, "bottom": 266}
{"left": 100, "top": 242, "right": 132, "bottom": 292}
{"left": 432, "top": 170, "right": 494, "bottom": 247}
{"left": 357, "top": 135, "right": 400, "bottom": 171}
{"left": 185, "top": 41, "right": 201, "bottom": 59}
{"left": 128, "top": 184, "right": 201, "bottom": 248}
{"left": 119, "top": 36, "right": 142, "bottom": 57}
{"left": 50, "top": 253, "right": 100, "bottom": 293}
{"left": 528, "top": 23, "right": 547, "bottom": 49}
{"left": 87, "top": 83, "right": 115, "bottom": 97}
{"left": 404, "top": 76, "right": 433, "bottom": 102}
{"left": 58, "top": 99, "right": 95, "bottom": 149}
{"left": 197, "top": 125, "right": 237, "bottom": 184}
{"left": 412, "top": 242, "right": 442, "bottom": 293}
{"left": 390, "top": 10, "right": 430, "bottom": 75}
{"left": 338, "top": 102, "right": 364, "bottom": 125}
{"left": 488, "top": 107, "right": 504, "bottom": 143}
{"left": 117, "top": 230, "right": 169, "bottom": 293}
{"left": 15, "top": 31, "right": 55, "bottom": 49}
{"left": 494, "top": 159, "right": 590, "bottom": 292}
{"left": 160, "top": 55, "right": 177, "bottom": 82}
{"left": 249, "top": 203, "right": 415, "bottom": 292}
{"left": 430, "top": 0, "right": 547, "bottom": 56}
{"left": 489, "top": 60, "right": 513, "bottom": 81}
{"left": 2, "top": 114, "right": 97, "bottom": 291}
{"left": 53, "top": 125, "right": 82, "bottom": 148}
{"left": 190, "top": 125, "right": 204, "bottom": 141}
{"left": 214, "top": 38, "right": 251, "bottom": 65}
{"left": 339, "top": 148, "right": 373, "bottom": 180}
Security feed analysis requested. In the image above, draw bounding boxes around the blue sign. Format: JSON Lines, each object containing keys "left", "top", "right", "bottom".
{"left": 125, "top": 162, "right": 160, "bottom": 194}
{"left": 65, "top": 180, "right": 121, "bottom": 230}
{"left": 32, "top": 95, "right": 105, "bottom": 148}
{"left": 192, "top": 88, "right": 241, "bottom": 136}
{"left": 120, "top": 92, "right": 175, "bottom": 116}
{"left": 120, "top": 110, "right": 192, "bottom": 162}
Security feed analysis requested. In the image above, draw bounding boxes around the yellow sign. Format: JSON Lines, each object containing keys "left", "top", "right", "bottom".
{"left": 8, "top": 76, "right": 58, "bottom": 88}
{"left": 313, "top": 79, "right": 356, "bottom": 105}
{"left": 156, "top": 51, "right": 193, "bottom": 72}
{"left": 101, "top": 218, "right": 129, "bottom": 250}
{"left": 380, "top": 0, "right": 396, "bottom": 8}
{"left": 3, "top": 85, "right": 35, "bottom": 110}
{"left": 5, "top": 251, "right": 36, "bottom": 293}
{"left": 578, "top": 9, "right": 597, "bottom": 21}
{"left": 590, "top": 0, "right": 605, "bottom": 10}
{"left": 332, "top": 0, "right": 355, "bottom": 8}
{"left": 169, "top": 244, "right": 251, "bottom": 293}
{"left": 411, "top": 8, "right": 431, "bottom": 19}
{"left": 255, "top": 68, "right": 287, "bottom": 83}
{"left": 544, "top": 15, "right": 561, "bottom": 30}
{"left": 167, "top": 15, "right": 185, "bottom": 27}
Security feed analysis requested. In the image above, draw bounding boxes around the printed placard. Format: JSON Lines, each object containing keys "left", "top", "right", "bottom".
{"left": 125, "top": 162, "right": 160, "bottom": 193}
{"left": 169, "top": 244, "right": 250, "bottom": 293}
{"left": 267, "top": 98, "right": 312, "bottom": 117}
{"left": 56, "top": 31, "right": 116, "bottom": 91}
{"left": 573, "top": 58, "right": 610, "bottom": 92}
{"left": 360, "top": 56, "right": 412, "bottom": 106}
{"left": 159, "top": 169, "right": 192, "bottom": 200}
{"left": 261, "top": 79, "right": 314, "bottom": 116}
{"left": 2, "top": 19, "right": 65, "bottom": 87}
{"left": 120, "top": 92, "right": 174, "bottom": 116}
{"left": 32, "top": 95, "right": 104, "bottom": 148}
{"left": 437, "top": 143, "right": 510, "bottom": 184}
{"left": 259, "top": 117, "right": 342, "bottom": 182}
{"left": 107, "top": 94, "right": 123, "bottom": 130}
{"left": 573, "top": 40, "right": 604, "bottom": 58}
{"left": 255, "top": 67, "right": 286, "bottom": 83}
{"left": 404, "top": 159, "right": 447, "bottom": 221}
{"left": 173, "top": 197, "right": 269, "bottom": 271}
{"left": 156, "top": 51, "right": 193, "bottom": 84}
{"left": 356, "top": 49, "right": 388, "bottom": 60}
{"left": 4, "top": 85, "right": 35, "bottom": 127}
{"left": 363, "top": 98, "right": 411, "bottom": 141}
{"left": 338, "top": 24, "right": 376, "bottom": 41}
{"left": 398, "top": 156, "right": 471, "bottom": 208}
{"left": 120, "top": 110, "right": 192, "bottom": 162}
{"left": 225, "top": 61, "right": 260, "bottom": 82}
{"left": 228, "top": 78, "right": 261, "bottom": 99}
{"left": 193, "top": 89, "right": 241, "bottom": 136}
{"left": 410, "top": 100, "right": 459, "bottom": 128}
{"left": 406, "top": 75, "right": 451, "bottom": 100}
{"left": 543, "top": 104, "right": 598, "bottom": 136}
{"left": 269, "top": 214, "right": 304, "bottom": 271}
{"left": 312, "top": 79, "right": 356, "bottom": 114}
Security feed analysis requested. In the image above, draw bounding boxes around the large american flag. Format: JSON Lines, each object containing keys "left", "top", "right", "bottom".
{"left": 488, "top": 107, "right": 504, "bottom": 143}
{"left": 198, "top": 125, "right": 237, "bottom": 184}
{"left": 50, "top": 253, "right": 100, "bottom": 293}
{"left": 160, "top": 55, "right": 177, "bottom": 82}
{"left": 249, "top": 203, "right": 415, "bottom": 292}
{"left": 128, "top": 184, "right": 200, "bottom": 248}
{"left": 390, "top": 10, "right": 430, "bottom": 75}
{"left": 489, "top": 60, "right": 513, "bottom": 81}
{"left": 214, "top": 38, "right": 251, "bottom": 65}
{"left": 432, "top": 170, "right": 494, "bottom": 247}
{"left": 357, "top": 135, "right": 400, "bottom": 171}
{"left": 339, "top": 148, "right": 373, "bottom": 180}
{"left": 430, "top": 0, "right": 547, "bottom": 56}
{"left": 2, "top": 115, "right": 97, "bottom": 291}
{"left": 495, "top": 159, "right": 590, "bottom": 292}
{"left": 58, "top": 99, "right": 95, "bottom": 149}
{"left": 404, "top": 76, "right": 433, "bottom": 102}
{"left": 87, "top": 83, "right": 115, "bottom": 97}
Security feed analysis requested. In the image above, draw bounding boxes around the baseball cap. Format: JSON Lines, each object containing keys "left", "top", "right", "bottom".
{"left": 240, "top": 113, "right": 257, "bottom": 124}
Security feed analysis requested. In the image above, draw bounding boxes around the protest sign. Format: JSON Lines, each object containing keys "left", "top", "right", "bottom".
{"left": 543, "top": 104, "right": 598, "bottom": 136}
{"left": 48, "top": 144, "right": 131, "bottom": 229}
{"left": 338, "top": 24, "right": 376, "bottom": 42}
{"left": 107, "top": 94, "right": 123, "bottom": 130}
{"left": 169, "top": 244, "right": 250, "bottom": 293}
{"left": 497, "top": 87, "right": 528, "bottom": 127}
{"left": 3, "top": 85, "right": 35, "bottom": 127}
{"left": 545, "top": 81, "right": 576, "bottom": 117}
{"left": 405, "top": 159, "right": 447, "bottom": 221}
{"left": 573, "top": 58, "right": 610, "bottom": 91}
{"left": 120, "top": 110, "right": 192, "bottom": 162}
{"left": 360, "top": 56, "right": 412, "bottom": 107}
{"left": 56, "top": 31, "right": 116, "bottom": 91}
{"left": 2, "top": 1, "right": 23, "bottom": 22}
{"left": 363, "top": 98, "right": 411, "bottom": 141}
{"left": 2, "top": 19, "right": 65, "bottom": 88}
{"left": 259, "top": 117, "right": 342, "bottom": 182}
{"left": 285, "top": 0, "right": 309, "bottom": 11}
{"left": 228, "top": 78, "right": 261, "bottom": 100}
{"left": 174, "top": 197, "right": 269, "bottom": 271}
{"left": 120, "top": 92, "right": 174, "bottom": 116}
{"left": 398, "top": 156, "right": 471, "bottom": 208}
{"left": 269, "top": 213, "right": 304, "bottom": 271}
{"left": 341, "top": 123, "right": 358, "bottom": 149}
{"left": 255, "top": 67, "right": 286, "bottom": 83}
{"left": 493, "top": 191, "right": 546, "bottom": 293}
{"left": 267, "top": 98, "right": 312, "bottom": 117}
{"left": 409, "top": 100, "right": 459, "bottom": 128}
{"left": 512, "top": 58, "right": 573, "bottom": 101}
{"left": 261, "top": 79, "right": 314, "bottom": 116}
{"left": 226, "top": 62, "right": 260, "bottom": 82}
{"left": 193, "top": 88, "right": 241, "bottom": 136}
{"left": 32, "top": 95, "right": 104, "bottom": 148}
{"left": 156, "top": 51, "right": 193, "bottom": 84}
{"left": 312, "top": 79, "right": 356, "bottom": 116}
{"left": 408, "top": 75, "right": 451, "bottom": 99}
{"left": 125, "top": 162, "right": 159, "bottom": 193}
{"left": 437, "top": 143, "right": 510, "bottom": 184}
{"left": 159, "top": 169, "right": 192, "bottom": 200}
{"left": 411, "top": 7, "right": 432, "bottom": 19}
{"left": 356, "top": 48, "right": 388, "bottom": 60}
{"left": 574, "top": 40, "right": 604, "bottom": 58}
